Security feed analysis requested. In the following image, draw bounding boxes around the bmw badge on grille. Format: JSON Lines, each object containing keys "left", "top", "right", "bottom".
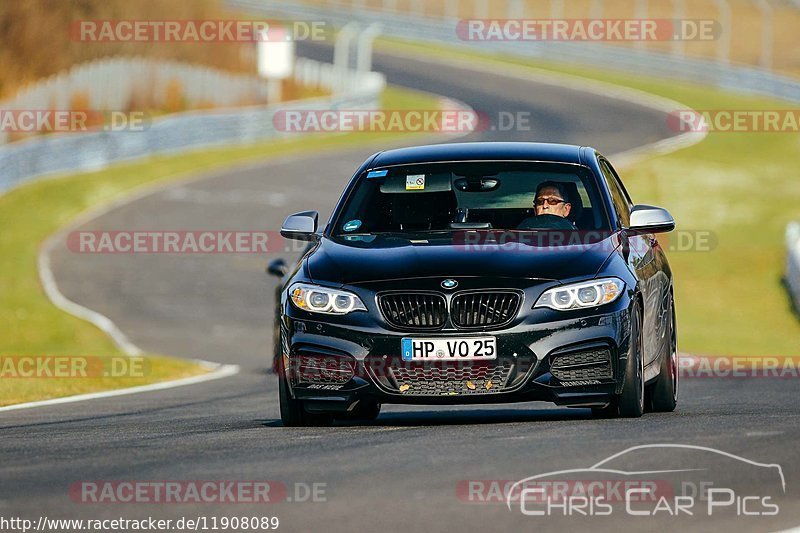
{"left": 441, "top": 279, "right": 458, "bottom": 290}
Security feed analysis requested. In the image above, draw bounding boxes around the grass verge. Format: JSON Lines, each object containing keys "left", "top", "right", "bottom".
{"left": 377, "top": 38, "right": 800, "bottom": 357}
{"left": 0, "top": 86, "right": 442, "bottom": 406}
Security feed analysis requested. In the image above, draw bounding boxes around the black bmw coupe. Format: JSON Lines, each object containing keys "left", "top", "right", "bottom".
{"left": 268, "top": 142, "right": 678, "bottom": 426}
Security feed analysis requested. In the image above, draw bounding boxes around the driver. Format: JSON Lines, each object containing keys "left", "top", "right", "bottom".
{"left": 517, "top": 181, "right": 577, "bottom": 229}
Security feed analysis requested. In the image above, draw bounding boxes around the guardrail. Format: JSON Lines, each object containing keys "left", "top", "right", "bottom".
{"left": 0, "top": 57, "right": 385, "bottom": 194}
{"left": 786, "top": 222, "right": 800, "bottom": 312}
{"left": 232, "top": 0, "right": 800, "bottom": 104}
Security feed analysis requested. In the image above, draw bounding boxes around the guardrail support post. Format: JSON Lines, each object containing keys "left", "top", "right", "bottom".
{"left": 755, "top": 0, "right": 774, "bottom": 70}
{"left": 507, "top": 0, "right": 524, "bottom": 19}
{"left": 714, "top": 0, "right": 731, "bottom": 65}
{"left": 356, "top": 24, "right": 383, "bottom": 72}
{"left": 550, "top": 0, "right": 564, "bottom": 19}
{"left": 590, "top": 0, "right": 604, "bottom": 20}
{"left": 475, "top": 0, "right": 489, "bottom": 19}
{"left": 334, "top": 22, "right": 359, "bottom": 92}
{"left": 444, "top": 0, "right": 458, "bottom": 20}
{"left": 634, "top": 0, "right": 648, "bottom": 51}
{"left": 671, "top": 0, "right": 686, "bottom": 57}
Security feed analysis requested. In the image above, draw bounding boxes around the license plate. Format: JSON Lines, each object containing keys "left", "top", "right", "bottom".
{"left": 401, "top": 337, "right": 497, "bottom": 361}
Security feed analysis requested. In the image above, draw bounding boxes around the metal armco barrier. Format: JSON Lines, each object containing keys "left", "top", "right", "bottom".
{"left": 0, "top": 57, "right": 385, "bottom": 194}
{"left": 230, "top": 0, "right": 800, "bottom": 104}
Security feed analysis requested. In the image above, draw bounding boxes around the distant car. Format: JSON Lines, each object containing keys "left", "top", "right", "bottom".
{"left": 268, "top": 142, "right": 677, "bottom": 426}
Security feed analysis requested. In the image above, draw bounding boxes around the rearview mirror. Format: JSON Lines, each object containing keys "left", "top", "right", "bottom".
{"left": 453, "top": 177, "right": 499, "bottom": 192}
{"left": 628, "top": 205, "right": 675, "bottom": 234}
{"left": 280, "top": 211, "right": 319, "bottom": 241}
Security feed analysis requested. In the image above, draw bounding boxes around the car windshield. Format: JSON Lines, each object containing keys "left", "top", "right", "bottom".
{"left": 330, "top": 161, "right": 611, "bottom": 239}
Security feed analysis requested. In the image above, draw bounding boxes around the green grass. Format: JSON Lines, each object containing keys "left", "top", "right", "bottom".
{"left": 377, "top": 38, "right": 800, "bottom": 357}
{"left": 0, "top": 86, "right": 442, "bottom": 406}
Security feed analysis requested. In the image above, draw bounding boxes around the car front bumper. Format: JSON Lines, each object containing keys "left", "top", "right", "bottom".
{"left": 280, "top": 299, "right": 634, "bottom": 413}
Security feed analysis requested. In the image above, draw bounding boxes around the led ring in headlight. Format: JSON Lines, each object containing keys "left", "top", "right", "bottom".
{"left": 535, "top": 278, "right": 625, "bottom": 311}
{"left": 289, "top": 283, "right": 367, "bottom": 315}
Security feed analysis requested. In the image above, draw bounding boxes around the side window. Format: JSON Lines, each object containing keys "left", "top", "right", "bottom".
{"left": 599, "top": 159, "right": 631, "bottom": 227}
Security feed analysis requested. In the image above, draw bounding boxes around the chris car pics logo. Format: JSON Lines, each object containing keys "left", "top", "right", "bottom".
{"left": 505, "top": 444, "right": 784, "bottom": 518}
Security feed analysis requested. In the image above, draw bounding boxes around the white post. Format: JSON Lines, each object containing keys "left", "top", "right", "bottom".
{"left": 357, "top": 24, "right": 383, "bottom": 72}
{"left": 590, "top": 0, "right": 604, "bottom": 20}
{"left": 334, "top": 24, "right": 359, "bottom": 69}
{"left": 444, "top": 0, "right": 458, "bottom": 20}
{"left": 257, "top": 27, "right": 294, "bottom": 103}
{"left": 475, "top": 0, "right": 489, "bottom": 19}
{"left": 634, "top": 0, "right": 648, "bottom": 51}
{"left": 755, "top": 0, "right": 774, "bottom": 70}
{"left": 714, "top": 0, "right": 731, "bottom": 65}
{"left": 550, "top": 0, "right": 564, "bottom": 19}
{"left": 334, "top": 23, "right": 359, "bottom": 92}
{"left": 671, "top": 0, "right": 685, "bottom": 57}
{"left": 507, "top": 0, "right": 524, "bottom": 19}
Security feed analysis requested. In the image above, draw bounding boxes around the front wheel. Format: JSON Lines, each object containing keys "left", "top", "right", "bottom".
{"left": 278, "top": 353, "right": 333, "bottom": 427}
{"left": 650, "top": 299, "right": 678, "bottom": 412}
{"left": 617, "top": 302, "right": 645, "bottom": 418}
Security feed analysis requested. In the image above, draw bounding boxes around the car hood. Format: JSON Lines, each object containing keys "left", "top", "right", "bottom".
{"left": 306, "top": 234, "right": 620, "bottom": 284}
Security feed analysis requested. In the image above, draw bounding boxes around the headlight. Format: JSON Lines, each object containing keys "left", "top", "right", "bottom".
{"left": 534, "top": 278, "right": 625, "bottom": 311}
{"left": 289, "top": 283, "right": 367, "bottom": 315}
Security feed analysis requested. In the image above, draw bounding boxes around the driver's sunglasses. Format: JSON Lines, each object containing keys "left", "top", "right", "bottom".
{"left": 534, "top": 197, "right": 567, "bottom": 206}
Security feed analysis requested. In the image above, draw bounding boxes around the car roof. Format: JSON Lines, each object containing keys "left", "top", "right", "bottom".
{"left": 369, "top": 142, "right": 587, "bottom": 168}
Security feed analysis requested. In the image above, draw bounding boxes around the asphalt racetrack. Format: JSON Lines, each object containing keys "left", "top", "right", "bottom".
{"left": 2, "top": 46, "right": 799, "bottom": 533}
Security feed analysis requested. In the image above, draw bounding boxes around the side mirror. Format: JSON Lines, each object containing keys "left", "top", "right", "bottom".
{"left": 627, "top": 205, "right": 675, "bottom": 234}
{"left": 280, "top": 210, "right": 319, "bottom": 241}
{"left": 266, "top": 258, "right": 289, "bottom": 278}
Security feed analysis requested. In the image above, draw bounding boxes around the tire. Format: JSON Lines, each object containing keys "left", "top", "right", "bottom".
{"left": 617, "top": 301, "right": 645, "bottom": 418}
{"left": 651, "top": 299, "right": 678, "bottom": 412}
{"left": 277, "top": 344, "right": 334, "bottom": 427}
{"left": 278, "top": 364, "right": 305, "bottom": 427}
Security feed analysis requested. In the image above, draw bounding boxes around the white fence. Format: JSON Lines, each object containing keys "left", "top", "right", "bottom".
{"left": 0, "top": 57, "right": 385, "bottom": 193}
{"left": 787, "top": 222, "right": 800, "bottom": 311}
{"left": 0, "top": 57, "right": 274, "bottom": 145}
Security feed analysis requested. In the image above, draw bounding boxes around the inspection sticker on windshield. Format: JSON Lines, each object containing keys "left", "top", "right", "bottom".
{"left": 406, "top": 174, "right": 426, "bottom": 190}
{"left": 402, "top": 337, "right": 497, "bottom": 361}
